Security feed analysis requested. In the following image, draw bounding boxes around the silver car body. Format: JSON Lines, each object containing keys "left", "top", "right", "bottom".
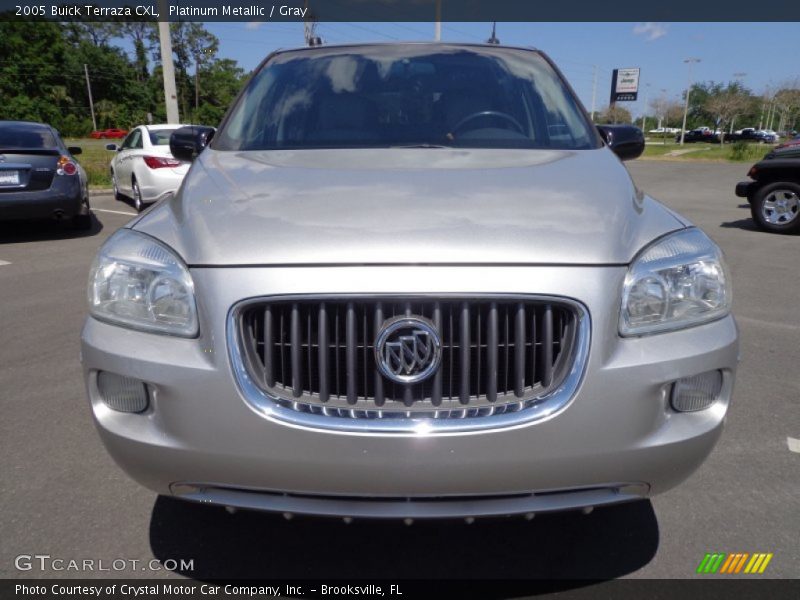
{"left": 82, "top": 44, "right": 738, "bottom": 519}
{"left": 109, "top": 124, "right": 190, "bottom": 206}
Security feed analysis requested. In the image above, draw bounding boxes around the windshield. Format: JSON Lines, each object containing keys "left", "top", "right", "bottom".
{"left": 0, "top": 123, "right": 57, "bottom": 149}
{"left": 215, "top": 45, "right": 598, "bottom": 151}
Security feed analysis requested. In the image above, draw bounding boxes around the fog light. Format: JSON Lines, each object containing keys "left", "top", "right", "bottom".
{"left": 97, "top": 372, "right": 149, "bottom": 413}
{"left": 670, "top": 370, "right": 723, "bottom": 412}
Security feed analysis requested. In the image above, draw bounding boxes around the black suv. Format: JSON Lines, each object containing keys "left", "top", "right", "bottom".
{"left": 736, "top": 146, "right": 800, "bottom": 233}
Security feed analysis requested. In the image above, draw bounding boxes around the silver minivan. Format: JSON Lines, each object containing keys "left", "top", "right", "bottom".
{"left": 82, "top": 43, "right": 737, "bottom": 520}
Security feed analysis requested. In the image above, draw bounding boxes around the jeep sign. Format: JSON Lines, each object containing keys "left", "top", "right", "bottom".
{"left": 610, "top": 67, "right": 641, "bottom": 102}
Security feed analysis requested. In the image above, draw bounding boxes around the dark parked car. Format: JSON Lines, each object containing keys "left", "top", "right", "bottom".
{"left": 677, "top": 128, "right": 718, "bottom": 143}
{"left": 726, "top": 128, "right": 775, "bottom": 144}
{"left": 0, "top": 120, "right": 92, "bottom": 229}
{"left": 736, "top": 146, "right": 800, "bottom": 233}
{"left": 775, "top": 134, "right": 800, "bottom": 151}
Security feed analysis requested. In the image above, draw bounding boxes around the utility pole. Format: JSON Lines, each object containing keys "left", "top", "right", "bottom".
{"left": 83, "top": 64, "right": 97, "bottom": 131}
{"left": 679, "top": 58, "right": 701, "bottom": 146}
{"left": 590, "top": 65, "right": 597, "bottom": 123}
{"left": 157, "top": 0, "right": 180, "bottom": 124}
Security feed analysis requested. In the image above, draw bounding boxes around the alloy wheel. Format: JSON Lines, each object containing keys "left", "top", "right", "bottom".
{"left": 762, "top": 189, "right": 799, "bottom": 225}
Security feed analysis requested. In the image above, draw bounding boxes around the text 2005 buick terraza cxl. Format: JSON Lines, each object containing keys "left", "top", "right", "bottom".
{"left": 81, "top": 43, "right": 738, "bottom": 520}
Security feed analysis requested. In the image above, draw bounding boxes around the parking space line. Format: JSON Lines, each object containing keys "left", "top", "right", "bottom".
{"left": 788, "top": 437, "right": 800, "bottom": 453}
{"left": 92, "top": 208, "right": 138, "bottom": 217}
{"left": 0, "top": 260, "right": 11, "bottom": 266}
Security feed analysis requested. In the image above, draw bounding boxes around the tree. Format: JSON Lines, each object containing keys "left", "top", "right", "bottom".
{"left": 686, "top": 81, "right": 759, "bottom": 134}
{"left": 0, "top": 22, "right": 245, "bottom": 135}
{"left": 650, "top": 96, "right": 683, "bottom": 128}
{"left": 167, "top": 23, "right": 218, "bottom": 119}
{"left": 0, "top": 22, "right": 69, "bottom": 124}
{"left": 118, "top": 20, "right": 158, "bottom": 82}
{"left": 185, "top": 24, "right": 219, "bottom": 115}
{"left": 64, "top": 22, "right": 120, "bottom": 47}
{"left": 192, "top": 58, "right": 246, "bottom": 125}
{"left": 773, "top": 86, "right": 800, "bottom": 133}
{"left": 705, "top": 88, "right": 752, "bottom": 143}
{"left": 597, "top": 104, "right": 633, "bottom": 124}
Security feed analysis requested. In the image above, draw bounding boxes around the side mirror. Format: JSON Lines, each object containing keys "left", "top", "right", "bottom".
{"left": 105, "top": 143, "right": 119, "bottom": 151}
{"left": 67, "top": 146, "right": 82, "bottom": 155}
{"left": 597, "top": 124, "right": 645, "bottom": 161}
{"left": 170, "top": 126, "right": 216, "bottom": 162}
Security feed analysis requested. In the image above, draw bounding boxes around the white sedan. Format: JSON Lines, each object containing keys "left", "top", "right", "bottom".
{"left": 106, "top": 124, "right": 191, "bottom": 212}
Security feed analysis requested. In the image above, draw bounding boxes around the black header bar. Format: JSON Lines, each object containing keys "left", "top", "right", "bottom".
{"left": 2, "top": 0, "right": 800, "bottom": 22}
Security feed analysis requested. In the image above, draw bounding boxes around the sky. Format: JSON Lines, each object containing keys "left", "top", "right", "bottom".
{"left": 200, "top": 21, "right": 800, "bottom": 122}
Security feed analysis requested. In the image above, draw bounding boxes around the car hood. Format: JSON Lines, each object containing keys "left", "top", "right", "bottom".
{"left": 133, "top": 147, "right": 686, "bottom": 266}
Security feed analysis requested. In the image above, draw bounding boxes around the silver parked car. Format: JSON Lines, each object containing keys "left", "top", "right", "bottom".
{"left": 82, "top": 43, "right": 738, "bottom": 520}
{"left": 106, "top": 124, "right": 191, "bottom": 212}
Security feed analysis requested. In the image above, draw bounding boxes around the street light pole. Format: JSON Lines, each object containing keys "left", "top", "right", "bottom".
{"left": 679, "top": 58, "right": 701, "bottom": 146}
{"left": 640, "top": 83, "right": 650, "bottom": 134}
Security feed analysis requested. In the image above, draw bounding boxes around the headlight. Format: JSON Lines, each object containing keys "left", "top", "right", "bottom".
{"left": 88, "top": 229, "right": 198, "bottom": 337}
{"left": 620, "top": 228, "right": 731, "bottom": 336}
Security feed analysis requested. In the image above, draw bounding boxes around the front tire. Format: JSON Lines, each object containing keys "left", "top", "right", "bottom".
{"left": 751, "top": 181, "right": 800, "bottom": 234}
{"left": 111, "top": 170, "right": 123, "bottom": 201}
{"left": 132, "top": 177, "right": 144, "bottom": 212}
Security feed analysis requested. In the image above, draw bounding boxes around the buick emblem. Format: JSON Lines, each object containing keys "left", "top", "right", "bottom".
{"left": 375, "top": 316, "right": 442, "bottom": 385}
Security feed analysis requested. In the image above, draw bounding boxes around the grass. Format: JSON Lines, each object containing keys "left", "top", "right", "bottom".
{"left": 641, "top": 139, "right": 776, "bottom": 162}
{"left": 65, "top": 136, "right": 777, "bottom": 189}
{"left": 66, "top": 138, "right": 115, "bottom": 187}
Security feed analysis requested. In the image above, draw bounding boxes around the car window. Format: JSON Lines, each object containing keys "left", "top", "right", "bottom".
{"left": 216, "top": 46, "right": 598, "bottom": 151}
{"left": 121, "top": 129, "right": 142, "bottom": 150}
{"left": 121, "top": 130, "right": 138, "bottom": 150}
{"left": 0, "top": 123, "right": 58, "bottom": 149}
{"left": 148, "top": 129, "right": 178, "bottom": 146}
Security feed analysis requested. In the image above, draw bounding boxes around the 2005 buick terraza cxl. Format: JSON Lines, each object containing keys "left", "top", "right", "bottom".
{"left": 81, "top": 43, "right": 738, "bottom": 520}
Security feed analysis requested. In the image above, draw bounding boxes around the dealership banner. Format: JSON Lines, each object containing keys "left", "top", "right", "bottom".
{"left": 2, "top": 0, "right": 800, "bottom": 21}
{"left": 610, "top": 68, "right": 641, "bottom": 103}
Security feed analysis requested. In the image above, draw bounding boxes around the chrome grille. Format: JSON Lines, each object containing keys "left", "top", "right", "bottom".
{"left": 236, "top": 297, "right": 580, "bottom": 419}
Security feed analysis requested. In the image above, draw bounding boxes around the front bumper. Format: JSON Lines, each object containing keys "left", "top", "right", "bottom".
{"left": 735, "top": 180, "right": 755, "bottom": 198}
{"left": 81, "top": 266, "right": 738, "bottom": 518}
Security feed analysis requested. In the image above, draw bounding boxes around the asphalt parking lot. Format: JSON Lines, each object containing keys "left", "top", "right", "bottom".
{"left": 0, "top": 160, "right": 798, "bottom": 583}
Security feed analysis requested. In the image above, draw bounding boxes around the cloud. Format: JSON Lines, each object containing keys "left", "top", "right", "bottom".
{"left": 633, "top": 22, "right": 668, "bottom": 41}
{"left": 245, "top": 21, "right": 263, "bottom": 31}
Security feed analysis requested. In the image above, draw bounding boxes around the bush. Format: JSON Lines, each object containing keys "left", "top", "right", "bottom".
{"left": 729, "top": 141, "right": 771, "bottom": 162}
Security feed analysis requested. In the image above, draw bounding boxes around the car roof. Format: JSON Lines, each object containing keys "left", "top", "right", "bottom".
{"left": 143, "top": 124, "right": 188, "bottom": 131}
{"left": 267, "top": 41, "right": 541, "bottom": 60}
{"left": 0, "top": 120, "right": 55, "bottom": 130}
